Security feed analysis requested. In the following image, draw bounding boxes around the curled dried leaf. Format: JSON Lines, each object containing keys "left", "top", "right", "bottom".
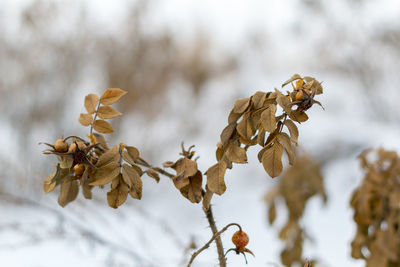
{"left": 183, "top": 171, "right": 203, "bottom": 203}
{"left": 145, "top": 169, "right": 160, "bottom": 183}
{"left": 206, "top": 161, "right": 227, "bottom": 195}
{"left": 163, "top": 161, "right": 176, "bottom": 168}
{"left": 175, "top": 158, "right": 198, "bottom": 178}
{"left": 282, "top": 74, "right": 302, "bottom": 87}
{"left": 289, "top": 110, "right": 309, "bottom": 123}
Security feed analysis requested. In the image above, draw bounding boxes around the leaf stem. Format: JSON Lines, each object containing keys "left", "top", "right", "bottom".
{"left": 135, "top": 157, "right": 175, "bottom": 179}
{"left": 89, "top": 101, "right": 101, "bottom": 136}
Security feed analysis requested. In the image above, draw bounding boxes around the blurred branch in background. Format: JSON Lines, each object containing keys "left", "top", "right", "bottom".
{"left": 0, "top": 0, "right": 237, "bottom": 195}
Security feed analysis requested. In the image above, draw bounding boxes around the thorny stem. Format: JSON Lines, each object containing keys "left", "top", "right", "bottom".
{"left": 187, "top": 221, "right": 242, "bottom": 267}
{"left": 134, "top": 158, "right": 229, "bottom": 267}
{"left": 204, "top": 206, "right": 226, "bottom": 267}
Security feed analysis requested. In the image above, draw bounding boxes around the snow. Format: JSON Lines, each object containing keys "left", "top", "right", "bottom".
{"left": 2, "top": 0, "right": 400, "bottom": 266}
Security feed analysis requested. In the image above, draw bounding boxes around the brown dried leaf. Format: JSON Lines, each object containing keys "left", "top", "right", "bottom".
{"left": 78, "top": 113, "right": 93, "bottom": 126}
{"left": 233, "top": 97, "right": 250, "bottom": 114}
{"left": 84, "top": 94, "right": 99, "bottom": 114}
{"left": 226, "top": 144, "right": 247, "bottom": 164}
{"left": 93, "top": 120, "right": 114, "bottom": 134}
{"left": 276, "top": 94, "right": 292, "bottom": 114}
{"left": 93, "top": 133, "right": 109, "bottom": 150}
{"left": 90, "top": 161, "right": 120, "bottom": 186}
{"left": 145, "top": 169, "right": 160, "bottom": 183}
{"left": 175, "top": 158, "right": 198, "bottom": 178}
{"left": 162, "top": 161, "right": 175, "bottom": 168}
{"left": 45, "top": 164, "right": 72, "bottom": 191}
{"left": 59, "top": 155, "right": 73, "bottom": 169}
{"left": 251, "top": 91, "right": 267, "bottom": 109}
{"left": 257, "top": 128, "right": 266, "bottom": 146}
{"left": 80, "top": 169, "right": 92, "bottom": 199}
{"left": 96, "top": 146, "right": 119, "bottom": 167}
{"left": 220, "top": 123, "right": 236, "bottom": 145}
{"left": 122, "top": 150, "right": 135, "bottom": 165}
{"left": 121, "top": 164, "right": 140, "bottom": 189}
{"left": 260, "top": 105, "right": 277, "bottom": 132}
{"left": 206, "top": 161, "right": 227, "bottom": 195}
{"left": 290, "top": 110, "right": 309, "bottom": 123}
{"left": 58, "top": 180, "right": 79, "bottom": 207}
{"left": 185, "top": 171, "right": 203, "bottom": 203}
{"left": 130, "top": 163, "right": 143, "bottom": 176}
{"left": 107, "top": 179, "right": 129, "bottom": 208}
{"left": 174, "top": 177, "right": 190, "bottom": 190}
{"left": 43, "top": 171, "right": 57, "bottom": 193}
{"left": 128, "top": 170, "right": 143, "bottom": 200}
{"left": 125, "top": 146, "right": 139, "bottom": 160}
{"left": 81, "top": 184, "right": 92, "bottom": 199}
{"left": 284, "top": 120, "right": 299, "bottom": 144}
{"left": 228, "top": 109, "right": 242, "bottom": 124}
{"left": 100, "top": 88, "right": 127, "bottom": 105}
{"left": 268, "top": 201, "right": 276, "bottom": 225}
{"left": 277, "top": 133, "right": 295, "bottom": 165}
{"left": 303, "top": 76, "right": 323, "bottom": 94}
{"left": 111, "top": 174, "right": 121, "bottom": 189}
{"left": 282, "top": 74, "right": 302, "bottom": 87}
{"left": 236, "top": 112, "right": 255, "bottom": 140}
{"left": 262, "top": 142, "right": 283, "bottom": 178}
{"left": 97, "top": 106, "right": 122, "bottom": 119}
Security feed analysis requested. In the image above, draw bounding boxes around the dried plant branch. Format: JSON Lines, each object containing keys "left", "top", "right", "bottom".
{"left": 187, "top": 221, "right": 242, "bottom": 267}
{"left": 135, "top": 157, "right": 175, "bottom": 179}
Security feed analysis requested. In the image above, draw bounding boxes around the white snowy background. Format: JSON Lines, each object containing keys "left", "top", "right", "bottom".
{"left": 1, "top": 0, "right": 400, "bottom": 266}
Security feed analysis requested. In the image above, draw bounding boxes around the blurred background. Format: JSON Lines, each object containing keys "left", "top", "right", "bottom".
{"left": 1, "top": 0, "right": 400, "bottom": 266}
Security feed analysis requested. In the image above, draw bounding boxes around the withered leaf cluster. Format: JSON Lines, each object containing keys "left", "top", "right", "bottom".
{"left": 41, "top": 75, "right": 324, "bottom": 211}
{"left": 79, "top": 88, "right": 126, "bottom": 133}
{"left": 163, "top": 144, "right": 203, "bottom": 203}
{"left": 265, "top": 155, "right": 327, "bottom": 267}
{"left": 42, "top": 89, "right": 156, "bottom": 208}
{"left": 351, "top": 149, "right": 400, "bottom": 266}
{"left": 204, "top": 74, "right": 323, "bottom": 208}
